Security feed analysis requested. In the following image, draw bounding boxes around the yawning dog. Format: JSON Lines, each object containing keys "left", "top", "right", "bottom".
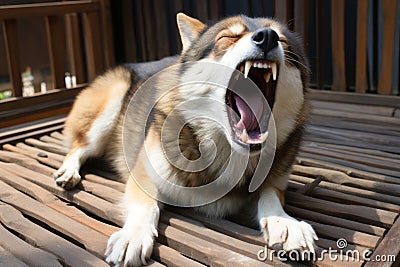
{"left": 54, "top": 13, "right": 317, "bottom": 266}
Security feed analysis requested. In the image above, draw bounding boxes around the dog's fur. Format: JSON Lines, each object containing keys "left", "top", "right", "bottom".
{"left": 55, "top": 13, "right": 317, "bottom": 266}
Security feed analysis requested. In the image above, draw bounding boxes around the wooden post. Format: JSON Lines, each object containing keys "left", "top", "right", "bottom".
{"left": 45, "top": 15, "right": 66, "bottom": 89}
{"left": 294, "top": 0, "right": 309, "bottom": 51}
{"left": 83, "top": 11, "right": 104, "bottom": 81}
{"left": 99, "top": 0, "right": 115, "bottom": 67}
{"left": 355, "top": 0, "right": 368, "bottom": 93}
{"left": 331, "top": 0, "right": 346, "bottom": 91}
{"left": 315, "top": 0, "right": 325, "bottom": 90}
{"left": 2, "top": 19, "right": 22, "bottom": 97}
{"left": 377, "top": 0, "right": 397, "bottom": 95}
{"left": 65, "top": 13, "right": 85, "bottom": 84}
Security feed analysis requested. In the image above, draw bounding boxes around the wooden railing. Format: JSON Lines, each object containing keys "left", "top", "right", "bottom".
{"left": 0, "top": 0, "right": 114, "bottom": 128}
{"left": 1, "top": 0, "right": 114, "bottom": 97}
{"left": 117, "top": 0, "right": 399, "bottom": 95}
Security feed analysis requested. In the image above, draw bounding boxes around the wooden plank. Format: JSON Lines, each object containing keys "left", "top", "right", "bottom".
{"left": 310, "top": 100, "right": 395, "bottom": 117}
{"left": 293, "top": 0, "right": 309, "bottom": 50}
{"left": 308, "top": 89, "right": 400, "bottom": 108}
{"left": 0, "top": 223, "right": 62, "bottom": 266}
{"left": 45, "top": 15, "right": 66, "bottom": 89}
{"left": 196, "top": 0, "right": 208, "bottom": 22}
{"left": 39, "top": 135, "right": 66, "bottom": 146}
{"left": 158, "top": 222, "right": 270, "bottom": 267}
{"left": 65, "top": 13, "right": 85, "bottom": 84}
{"left": 285, "top": 205, "right": 386, "bottom": 236}
{"left": 286, "top": 191, "right": 397, "bottom": 228}
{"left": 331, "top": 0, "right": 346, "bottom": 91}
{"left": 0, "top": 179, "right": 108, "bottom": 258}
{"left": 0, "top": 1, "right": 99, "bottom": 19}
{"left": 0, "top": 167, "right": 118, "bottom": 236}
{"left": 155, "top": 0, "right": 170, "bottom": 59}
{"left": 377, "top": 0, "right": 398, "bottom": 94}
{"left": 161, "top": 211, "right": 267, "bottom": 262}
{"left": 99, "top": 0, "right": 115, "bottom": 67}
{"left": 25, "top": 138, "right": 69, "bottom": 155}
{"left": 304, "top": 219, "right": 379, "bottom": 248}
{"left": 0, "top": 162, "right": 122, "bottom": 226}
{"left": 315, "top": 0, "right": 325, "bottom": 89}
{"left": 288, "top": 177, "right": 400, "bottom": 212}
{"left": 16, "top": 142, "right": 65, "bottom": 162}
{"left": 209, "top": 0, "right": 219, "bottom": 20}
{"left": 0, "top": 150, "right": 55, "bottom": 176}
{"left": 121, "top": 0, "right": 137, "bottom": 62}
{"left": 2, "top": 19, "right": 22, "bottom": 97}
{"left": 153, "top": 243, "right": 206, "bottom": 267}
{"left": 355, "top": 0, "right": 368, "bottom": 93}
{"left": 0, "top": 201, "right": 108, "bottom": 267}
{"left": 83, "top": 11, "right": 105, "bottom": 81}
{"left": 0, "top": 245, "right": 28, "bottom": 267}
{"left": 142, "top": 0, "right": 157, "bottom": 60}
{"left": 364, "top": 217, "right": 400, "bottom": 267}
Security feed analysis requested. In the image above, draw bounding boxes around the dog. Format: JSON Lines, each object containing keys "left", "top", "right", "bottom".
{"left": 54, "top": 13, "right": 317, "bottom": 266}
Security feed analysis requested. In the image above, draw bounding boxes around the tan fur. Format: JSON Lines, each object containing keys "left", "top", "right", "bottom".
{"left": 64, "top": 67, "right": 130, "bottom": 149}
{"left": 56, "top": 13, "right": 317, "bottom": 265}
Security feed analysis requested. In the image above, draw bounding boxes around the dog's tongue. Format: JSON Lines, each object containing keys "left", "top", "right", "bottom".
{"left": 234, "top": 95, "right": 263, "bottom": 131}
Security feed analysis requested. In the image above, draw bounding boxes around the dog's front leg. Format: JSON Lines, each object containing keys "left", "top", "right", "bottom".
{"left": 106, "top": 150, "right": 160, "bottom": 267}
{"left": 257, "top": 183, "right": 318, "bottom": 254}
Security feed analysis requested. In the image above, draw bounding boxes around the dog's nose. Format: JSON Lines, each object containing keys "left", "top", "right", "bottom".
{"left": 251, "top": 28, "right": 279, "bottom": 53}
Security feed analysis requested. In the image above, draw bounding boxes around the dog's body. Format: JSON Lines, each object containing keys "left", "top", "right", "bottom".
{"left": 55, "top": 13, "right": 317, "bottom": 266}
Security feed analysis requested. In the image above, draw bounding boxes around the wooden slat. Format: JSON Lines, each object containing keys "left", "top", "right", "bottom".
{"left": 315, "top": 0, "right": 325, "bottom": 89}
{"left": 2, "top": 19, "right": 22, "bottom": 97}
{"left": 158, "top": 222, "right": 269, "bottom": 267}
{"left": 45, "top": 15, "right": 66, "bottom": 89}
{"left": 121, "top": 0, "right": 137, "bottom": 62}
{"left": 0, "top": 162, "right": 122, "bottom": 225}
{"left": 196, "top": 0, "right": 208, "bottom": 22}
{"left": 293, "top": 0, "right": 309, "bottom": 50}
{"left": 99, "top": 0, "right": 115, "bottom": 67}
{"left": 155, "top": 0, "right": 170, "bottom": 59}
{"left": 0, "top": 245, "right": 28, "bottom": 267}
{"left": 286, "top": 191, "right": 397, "bottom": 228}
{"left": 0, "top": 202, "right": 109, "bottom": 267}
{"left": 355, "top": 0, "right": 368, "bottom": 93}
{"left": 274, "top": 0, "right": 293, "bottom": 26}
{"left": 308, "top": 89, "right": 400, "bottom": 108}
{"left": 142, "top": 0, "right": 157, "bottom": 60}
{"left": 153, "top": 243, "right": 206, "bottom": 267}
{"left": 331, "top": 0, "right": 346, "bottom": 91}
{"left": 0, "top": 1, "right": 99, "bottom": 19}
{"left": 83, "top": 11, "right": 105, "bottom": 81}
{"left": 364, "top": 217, "right": 400, "bottom": 267}
{"left": 377, "top": 0, "right": 398, "bottom": 94}
{"left": 65, "top": 13, "right": 85, "bottom": 84}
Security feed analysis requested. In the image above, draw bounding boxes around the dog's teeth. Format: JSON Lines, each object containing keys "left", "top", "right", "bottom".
{"left": 244, "top": 61, "right": 252, "bottom": 78}
{"left": 271, "top": 62, "right": 277, "bottom": 80}
{"left": 264, "top": 72, "right": 271, "bottom": 83}
{"left": 241, "top": 128, "right": 248, "bottom": 143}
{"left": 263, "top": 63, "right": 269, "bottom": 69}
{"left": 260, "top": 132, "right": 269, "bottom": 143}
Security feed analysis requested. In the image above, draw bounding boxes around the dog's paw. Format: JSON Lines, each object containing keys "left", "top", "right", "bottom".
{"left": 54, "top": 166, "right": 81, "bottom": 189}
{"left": 105, "top": 224, "right": 157, "bottom": 267}
{"left": 260, "top": 216, "right": 318, "bottom": 254}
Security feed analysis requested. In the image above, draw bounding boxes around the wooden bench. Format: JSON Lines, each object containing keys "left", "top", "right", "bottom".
{"left": 0, "top": 91, "right": 399, "bottom": 266}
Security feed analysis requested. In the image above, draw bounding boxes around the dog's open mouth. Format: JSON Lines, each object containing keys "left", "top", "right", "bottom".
{"left": 226, "top": 60, "right": 278, "bottom": 149}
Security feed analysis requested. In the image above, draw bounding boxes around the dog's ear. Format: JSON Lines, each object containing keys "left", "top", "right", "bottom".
{"left": 177, "top": 13, "right": 205, "bottom": 52}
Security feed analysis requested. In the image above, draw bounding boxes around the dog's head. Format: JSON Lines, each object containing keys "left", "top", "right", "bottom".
{"left": 174, "top": 13, "right": 309, "bottom": 153}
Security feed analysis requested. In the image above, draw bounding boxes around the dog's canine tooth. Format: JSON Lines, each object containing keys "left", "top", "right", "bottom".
{"left": 260, "top": 132, "right": 269, "bottom": 143}
{"left": 264, "top": 72, "right": 271, "bottom": 83}
{"left": 271, "top": 62, "right": 277, "bottom": 80}
{"left": 241, "top": 128, "right": 248, "bottom": 143}
{"left": 244, "top": 61, "right": 252, "bottom": 78}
